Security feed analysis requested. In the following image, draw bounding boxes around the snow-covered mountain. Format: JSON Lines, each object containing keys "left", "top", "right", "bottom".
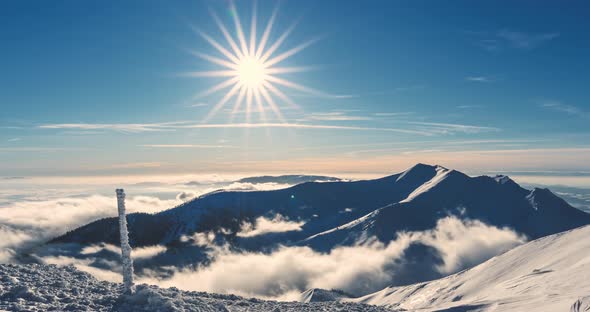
{"left": 52, "top": 164, "right": 589, "bottom": 250}
{"left": 51, "top": 164, "right": 444, "bottom": 248}
{"left": 301, "top": 165, "right": 590, "bottom": 252}
{"left": 345, "top": 224, "right": 590, "bottom": 311}
{"left": 38, "top": 164, "right": 590, "bottom": 296}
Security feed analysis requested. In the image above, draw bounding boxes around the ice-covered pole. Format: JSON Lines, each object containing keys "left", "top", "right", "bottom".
{"left": 116, "top": 188, "right": 135, "bottom": 294}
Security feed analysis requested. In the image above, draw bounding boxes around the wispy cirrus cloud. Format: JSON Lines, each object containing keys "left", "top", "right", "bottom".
{"left": 373, "top": 112, "right": 414, "bottom": 117}
{"left": 541, "top": 101, "right": 588, "bottom": 118}
{"left": 470, "top": 29, "right": 559, "bottom": 51}
{"left": 466, "top": 76, "right": 492, "bottom": 83}
{"left": 182, "top": 122, "right": 433, "bottom": 136}
{"left": 304, "top": 111, "right": 372, "bottom": 121}
{"left": 456, "top": 105, "right": 484, "bottom": 109}
{"left": 0, "top": 126, "right": 24, "bottom": 130}
{"left": 409, "top": 122, "right": 500, "bottom": 134}
{"left": 327, "top": 94, "right": 359, "bottom": 99}
{"left": 7, "top": 138, "right": 21, "bottom": 142}
{"left": 39, "top": 122, "right": 430, "bottom": 136}
{"left": 497, "top": 30, "right": 559, "bottom": 49}
{"left": 181, "top": 122, "right": 501, "bottom": 136}
{"left": 139, "top": 144, "right": 236, "bottom": 149}
{"left": 38, "top": 121, "right": 500, "bottom": 136}
{"left": 38, "top": 122, "right": 186, "bottom": 133}
{"left": 0, "top": 147, "right": 92, "bottom": 153}
{"left": 285, "top": 92, "right": 360, "bottom": 100}
{"left": 289, "top": 85, "right": 426, "bottom": 100}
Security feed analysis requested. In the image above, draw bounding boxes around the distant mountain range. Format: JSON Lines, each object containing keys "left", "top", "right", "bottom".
{"left": 45, "top": 164, "right": 590, "bottom": 293}
{"left": 183, "top": 174, "right": 341, "bottom": 187}
{"left": 237, "top": 175, "right": 342, "bottom": 184}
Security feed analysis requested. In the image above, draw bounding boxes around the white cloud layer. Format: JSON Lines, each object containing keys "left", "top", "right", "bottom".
{"left": 0, "top": 195, "right": 179, "bottom": 263}
{"left": 137, "top": 217, "right": 525, "bottom": 300}
{"left": 1, "top": 176, "right": 528, "bottom": 301}
{"left": 237, "top": 215, "right": 305, "bottom": 238}
{"left": 0, "top": 178, "right": 303, "bottom": 264}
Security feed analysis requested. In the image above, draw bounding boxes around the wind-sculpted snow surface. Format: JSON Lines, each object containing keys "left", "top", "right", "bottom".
{"left": 0, "top": 264, "right": 394, "bottom": 312}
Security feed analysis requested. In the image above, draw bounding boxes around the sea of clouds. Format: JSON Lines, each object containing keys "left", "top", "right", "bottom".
{"left": 134, "top": 216, "right": 525, "bottom": 300}
{"left": 0, "top": 175, "right": 293, "bottom": 263}
{"left": 2, "top": 173, "right": 588, "bottom": 300}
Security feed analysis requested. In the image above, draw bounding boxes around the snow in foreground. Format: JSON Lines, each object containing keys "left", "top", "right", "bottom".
{"left": 349, "top": 224, "right": 590, "bottom": 311}
{"left": 0, "top": 264, "right": 392, "bottom": 312}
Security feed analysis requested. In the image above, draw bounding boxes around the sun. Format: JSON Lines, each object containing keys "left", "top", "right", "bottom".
{"left": 185, "top": 1, "right": 319, "bottom": 122}
{"left": 236, "top": 56, "right": 266, "bottom": 90}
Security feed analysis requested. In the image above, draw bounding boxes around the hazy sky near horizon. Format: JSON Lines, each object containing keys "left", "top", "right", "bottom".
{"left": 1, "top": 0, "right": 589, "bottom": 176}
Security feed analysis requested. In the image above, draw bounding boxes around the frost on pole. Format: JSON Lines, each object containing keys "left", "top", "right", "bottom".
{"left": 116, "top": 188, "right": 135, "bottom": 294}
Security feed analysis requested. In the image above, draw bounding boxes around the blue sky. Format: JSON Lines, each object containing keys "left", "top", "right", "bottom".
{"left": 1, "top": 0, "right": 589, "bottom": 176}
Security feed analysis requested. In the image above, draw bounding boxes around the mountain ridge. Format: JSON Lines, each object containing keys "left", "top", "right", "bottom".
{"left": 52, "top": 164, "right": 442, "bottom": 248}
{"left": 50, "top": 163, "right": 590, "bottom": 255}
{"left": 44, "top": 163, "right": 590, "bottom": 294}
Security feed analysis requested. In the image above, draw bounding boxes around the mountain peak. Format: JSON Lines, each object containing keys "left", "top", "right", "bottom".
{"left": 396, "top": 163, "right": 444, "bottom": 183}
{"left": 530, "top": 187, "right": 559, "bottom": 199}
{"left": 493, "top": 174, "right": 514, "bottom": 185}
{"left": 300, "top": 288, "right": 352, "bottom": 303}
{"left": 410, "top": 163, "right": 447, "bottom": 171}
{"left": 399, "top": 166, "right": 454, "bottom": 203}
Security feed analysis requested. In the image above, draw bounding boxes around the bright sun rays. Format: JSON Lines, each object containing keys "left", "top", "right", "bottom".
{"left": 185, "top": 1, "right": 318, "bottom": 123}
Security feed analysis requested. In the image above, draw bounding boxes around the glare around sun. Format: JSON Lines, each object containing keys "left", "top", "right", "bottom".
{"left": 186, "top": 2, "right": 316, "bottom": 122}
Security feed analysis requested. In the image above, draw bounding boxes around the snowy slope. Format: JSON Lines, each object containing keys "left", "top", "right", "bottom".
{"left": 350, "top": 224, "right": 590, "bottom": 311}
{"left": 399, "top": 165, "right": 450, "bottom": 203}
{"left": 0, "top": 264, "right": 393, "bottom": 312}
